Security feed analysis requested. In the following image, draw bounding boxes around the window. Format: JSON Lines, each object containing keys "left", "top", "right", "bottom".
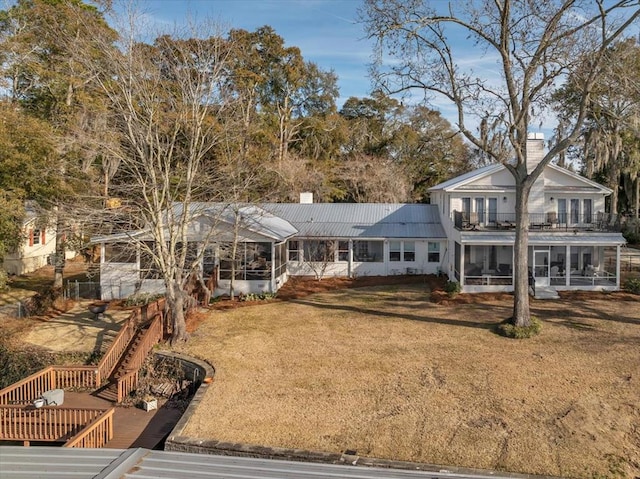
{"left": 557, "top": 199, "right": 567, "bottom": 224}
{"left": 583, "top": 199, "right": 592, "bottom": 224}
{"left": 303, "top": 240, "right": 334, "bottom": 262}
{"left": 461, "top": 197, "right": 471, "bottom": 214}
{"left": 389, "top": 241, "right": 401, "bottom": 261}
{"left": 31, "top": 229, "right": 42, "bottom": 246}
{"left": 404, "top": 241, "right": 415, "bottom": 262}
{"left": 140, "top": 242, "right": 162, "bottom": 279}
{"left": 488, "top": 198, "right": 497, "bottom": 223}
{"left": 570, "top": 199, "right": 580, "bottom": 224}
{"left": 428, "top": 242, "right": 440, "bottom": 263}
{"left": 105, "top": 242, "right": 137, "bottom": 263}
{"left": 288, "top": 240, "right": 299, "bottom": 262}
{"left": 203, "top": 246, "right": 216, "bottom": 276}
{"left": 475, "top": 198, "right": 485, "bottom": 223}
{"left": 353, "top": 241, "right": 383, "bottom": 262}
{"left": 337, "top": 240, "right": 349, "bottom": 261}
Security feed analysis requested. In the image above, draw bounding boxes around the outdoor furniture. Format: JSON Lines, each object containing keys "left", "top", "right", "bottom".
{"left": 40, "top": 388, "right": 64, "bottom": 406}
{"left": 468, "top": 212, "right": 479, "bottom": 230}
{"left": 497, "top": 220, "right": 515, "bottom": 229}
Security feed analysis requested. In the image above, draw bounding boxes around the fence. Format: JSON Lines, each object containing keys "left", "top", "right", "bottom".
{"left": 64, "top": 281, "right": 101, "bottom": 300}
{"left": 0, "top": 302, "right": 26, "bottom": 319}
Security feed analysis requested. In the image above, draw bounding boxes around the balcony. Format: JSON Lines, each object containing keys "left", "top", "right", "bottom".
{"left": 453, "top": 211, "right": 621, "bottom": 232}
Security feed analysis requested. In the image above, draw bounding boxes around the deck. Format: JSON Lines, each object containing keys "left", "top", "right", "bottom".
{"left": 53, "top": 392, "right": 183, "bottom": 449}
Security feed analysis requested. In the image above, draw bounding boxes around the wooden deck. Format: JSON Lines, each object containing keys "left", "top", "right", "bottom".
{"left": 61, "top": 392, "right": 183, "bottom": 449}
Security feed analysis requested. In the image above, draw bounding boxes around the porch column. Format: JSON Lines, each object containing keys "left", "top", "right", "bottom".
{"left": 270, "top": 243, "right": 276, "bottom": 293}
{"left": 565, "top": 244, "right": 570, "bottom": 287}
{"left": 616, "top": 244, "right": 621, "bottom": 289}
{"left": 460, "top": 243, "right": 465, "bottom": 286}
{"left": 348, "top": 239, "right": 353, "bottom": 278}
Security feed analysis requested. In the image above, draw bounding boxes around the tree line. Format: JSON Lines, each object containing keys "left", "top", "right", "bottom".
{"left": 1, "top": 0, "right": 638, "bottom": 337}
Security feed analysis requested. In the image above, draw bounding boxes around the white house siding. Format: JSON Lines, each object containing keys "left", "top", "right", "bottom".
{"left": 286, "top": 239, "right": 445, "bottom": 279}
{"left": 3, "top": 224, "right": 58, "bottom": 275}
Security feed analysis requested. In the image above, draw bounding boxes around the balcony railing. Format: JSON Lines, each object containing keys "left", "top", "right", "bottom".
{"left": 453, "top": 211, "right": 621, "bottom": 232}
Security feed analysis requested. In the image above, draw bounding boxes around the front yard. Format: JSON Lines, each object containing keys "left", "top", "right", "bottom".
{"left": 174, "top": 282, "right": 640, "bottom": 478}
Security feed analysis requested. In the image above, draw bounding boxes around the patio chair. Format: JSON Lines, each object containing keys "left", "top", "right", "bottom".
{"left": 468, "top": 212, "right": 479, "bottom": 230}
{"left": 546, "top": 211, "right": 558, "bottom": 228}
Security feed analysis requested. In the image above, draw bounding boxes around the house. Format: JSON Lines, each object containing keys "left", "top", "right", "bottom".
{"left": 428, "top": 133, "right": 625, "bottom": 293}
{"left": 93, "top": 134, "right": 625, "bottom": 300}
{"left": 2, "top": 203, "right": 75, "bottom": 276}
{"left": 95, "top": 204, "right": 298, "bottom": 300}
{"left": 94, "top": 201, "right": 446, "bottom": 300}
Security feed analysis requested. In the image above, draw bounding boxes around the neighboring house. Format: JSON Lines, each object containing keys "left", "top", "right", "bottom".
{"left": 428, "top": 134, "right": 625, "bottom": 293}
{"left": 2, "top": 204, "right": 75, "bottom": 276}
{"left": 93, "top": 134, "right": 625, "bottom": 300}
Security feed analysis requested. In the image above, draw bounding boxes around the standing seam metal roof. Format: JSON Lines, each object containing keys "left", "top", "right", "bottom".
{"left": 0, "top": 446, "right": 520, "bottom": 479}
{"left": 262, "top": 203, "right": 446, "bottom": 239}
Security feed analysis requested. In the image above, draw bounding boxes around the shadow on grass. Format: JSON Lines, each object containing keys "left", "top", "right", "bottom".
{"left": 289, "top": 298, "right": 504, "bottom": 331}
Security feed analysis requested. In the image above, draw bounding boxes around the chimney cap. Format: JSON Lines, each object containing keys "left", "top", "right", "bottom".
{"left": 527, "top": 132, "right": 544, "bottom": 140}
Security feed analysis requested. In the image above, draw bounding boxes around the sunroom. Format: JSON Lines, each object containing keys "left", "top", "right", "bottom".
{"left": 454, "top": 232, "right": 624, "bottom": 292}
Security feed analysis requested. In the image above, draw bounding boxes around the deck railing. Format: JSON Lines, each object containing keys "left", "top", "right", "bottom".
{"left": 96, "top": 320, "right": 135, "bottom": 386}
{"left": 116, "top": 312, "right": 164, "bottom": 402}
{"left": 63, "top": 408, "right": 114, "bottom": 448}
{"left": 453, "top": 210, "right": 621, "bottom": 232}
{"left": 0, "top": 406, "right": 105, "bottom": 443}
{"left": 96, "top": 297, "right": 166, "bottom": 385}
{"left": 0, "top": 366, "right": 98, "bottom": 406}
{"left": 0, "top": 297, "right": 166, "bottom": 447}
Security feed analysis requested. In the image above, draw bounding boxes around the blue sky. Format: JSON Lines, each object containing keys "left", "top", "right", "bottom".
{"left": 141, "top": 0, "right": 374, "bottom": 110}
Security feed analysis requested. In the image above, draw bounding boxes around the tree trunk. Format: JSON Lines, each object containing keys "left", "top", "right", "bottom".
{"left": 168, "top": 284, "right": 188, "bottom": 344}
{"left": 53, "top": 208, "right": 65, "bottom": 289}
{"left": 512, "top": 180, "right": 532, "bottom": 327}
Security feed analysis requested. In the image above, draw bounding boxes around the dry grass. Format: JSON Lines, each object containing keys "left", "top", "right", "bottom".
{"left": 174, "top": 284, "right": 640, "bottom": 478}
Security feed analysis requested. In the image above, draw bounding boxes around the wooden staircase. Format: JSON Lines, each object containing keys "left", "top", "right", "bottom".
{"left": 94, "top": 326, "right": 149, "bottom": 402}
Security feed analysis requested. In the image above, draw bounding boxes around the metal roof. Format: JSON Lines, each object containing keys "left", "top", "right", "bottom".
{"left": 0, "top": 446, "right": 523, "bottom": 479}
{"left": 263, "top": 203, "right": 446, "bottom": 239}
{"left": 92, "top": 205, "right": 298, "bottom": 244}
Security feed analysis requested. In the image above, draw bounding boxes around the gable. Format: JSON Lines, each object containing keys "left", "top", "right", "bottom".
{"left": 543, "top": 164, "right": 611, "bottom": 193}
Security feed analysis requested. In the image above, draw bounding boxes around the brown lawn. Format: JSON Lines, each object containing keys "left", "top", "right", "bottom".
{"left": 174, "top": 278, "right": 640, "bottom": 479}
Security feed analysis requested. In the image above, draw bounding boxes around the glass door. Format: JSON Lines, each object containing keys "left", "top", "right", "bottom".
{"left": 533, "top": 249, "right": 550, "bottom": 287}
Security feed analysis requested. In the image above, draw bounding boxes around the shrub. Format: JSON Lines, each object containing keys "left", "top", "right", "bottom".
{"left": 0, "top": 269, "right": 8, "bottom": 291}
{"left": 622, "top": 229, "right": 640, "bottom": 246}
{"left": 239, "top": 292, "right": 277, "bottom": 302}
{"left": 497, "top": 317, "right": 542, "bottom": 339}
{"left": 0, "top": 341, "right": 55, "bottom": 389}
{"left": 624, "top": 277, "right": 640, "bottom": 295}
{"left": 22, "top": 287, "right": 61, "bottom": 316}
{"left": 444, "top": 280, "right": 461, "bottom": 297}
{"left": 124, "top": 293, "right": 164, "bottom": 307}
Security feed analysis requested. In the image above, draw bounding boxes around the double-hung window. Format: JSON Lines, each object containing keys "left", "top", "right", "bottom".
{"left": 288, "top": 240, "right": 299, "bottom": 262}
{"left": 389, "top": 241, "right": 401, "bottom": 261}
{"left": 403, "top": 241, "right": 415, "bottom": 261}
{"left": 428, "top": 242, "right": 440, "bottom": 263}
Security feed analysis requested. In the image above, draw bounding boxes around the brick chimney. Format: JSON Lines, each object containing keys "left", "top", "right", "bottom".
{"left": 526, "top": 132, "right": 545, "bottom": 174}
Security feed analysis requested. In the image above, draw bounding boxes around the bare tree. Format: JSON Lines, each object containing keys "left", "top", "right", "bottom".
{"left": 364, "top": 0, "right": 640, "bottom": 327}
{"left": 301, "top": 238, "right": 336, "bottom": 281}
{"left": 79, "top": 10, "right": 233, "bottom": 343}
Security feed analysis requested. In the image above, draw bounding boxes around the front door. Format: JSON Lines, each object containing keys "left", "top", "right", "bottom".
{"left": 533, "top": 249, "right": 550, "bottom": 287}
